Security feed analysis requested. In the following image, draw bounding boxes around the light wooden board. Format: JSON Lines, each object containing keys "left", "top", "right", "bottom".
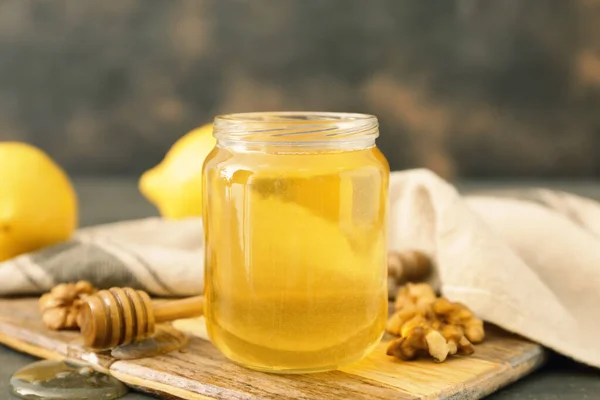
{"left": 0, "top": 298, "right": 546, "bottom": 400}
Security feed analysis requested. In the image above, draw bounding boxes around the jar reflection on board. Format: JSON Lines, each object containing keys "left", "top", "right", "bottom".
{"left": 202, "top": 112, "right": 389, "bottom": 373}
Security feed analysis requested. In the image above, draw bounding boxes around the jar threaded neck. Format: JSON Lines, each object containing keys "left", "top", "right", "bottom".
{"left": 213, "top": 112, "right": 378, "bottom": 150}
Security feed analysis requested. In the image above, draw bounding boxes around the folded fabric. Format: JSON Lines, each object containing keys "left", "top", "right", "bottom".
{"left": 0, "top": 218, "right": 204, "bottom": 297}
{"left": 1, "top": 169, "right": 598, "bottom": 368}
{"left": 388, "top": 169, "right": 600, "bottom": 369}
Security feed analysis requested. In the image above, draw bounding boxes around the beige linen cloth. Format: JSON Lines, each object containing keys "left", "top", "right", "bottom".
{"left": 0, "top": 169, "right": 599, "bottom": 368}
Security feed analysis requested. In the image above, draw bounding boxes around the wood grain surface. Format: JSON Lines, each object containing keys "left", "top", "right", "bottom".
{"left": 0, "top": 298, "right": 546, "bottom": 400}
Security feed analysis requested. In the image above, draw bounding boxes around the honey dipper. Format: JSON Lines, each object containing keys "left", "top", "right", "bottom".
{"left": 78, "top": 287, "right": 205, "bottom": 349}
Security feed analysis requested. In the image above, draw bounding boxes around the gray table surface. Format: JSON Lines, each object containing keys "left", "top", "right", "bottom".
{"left": 2, "top": 177, "right": 600, "bottom": 399}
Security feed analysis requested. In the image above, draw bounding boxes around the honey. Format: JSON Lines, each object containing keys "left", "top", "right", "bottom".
{"left": 110, "top": 324, "right": 189, "bottom": 360}
{"left": 203, "top": 112, "right": 389, "bottom": 373}
{"left": 10, "top": 360, "right": 128, "bottom": 399}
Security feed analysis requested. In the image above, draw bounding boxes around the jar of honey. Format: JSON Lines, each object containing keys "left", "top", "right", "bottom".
{"left": 202, "top": 112, "right": 389, "bottom": 373}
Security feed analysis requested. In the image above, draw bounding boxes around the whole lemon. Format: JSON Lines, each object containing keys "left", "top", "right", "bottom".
{"left": 139, "top": 123, "right": 216, "bottom": 219}
{"left": 0, "top": 142, "right": 78, "bottom": 262}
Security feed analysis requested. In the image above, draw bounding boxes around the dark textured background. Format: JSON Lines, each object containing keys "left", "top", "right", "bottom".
{"left": 0, "top": 0, "right": 599, "bottom": 178}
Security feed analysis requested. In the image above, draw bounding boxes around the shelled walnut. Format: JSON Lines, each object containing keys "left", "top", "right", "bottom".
{"left": 386, "top": 283, "right": 484, "bottom": 363}
{"left": 39, "top": 281, "right": 96, "bottom": 330}
{"left": 387, "top": 250, "right": 432, "bottom": 285}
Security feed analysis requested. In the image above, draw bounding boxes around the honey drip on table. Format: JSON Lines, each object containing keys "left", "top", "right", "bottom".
{"left": 9, "top": 360, "right": 128, "bottom": 400}
{"left": 110, "top": 324, "right": 189, "bottom": 359}
{"left": 10, "top": 323, "right": 188, "bottom": 399}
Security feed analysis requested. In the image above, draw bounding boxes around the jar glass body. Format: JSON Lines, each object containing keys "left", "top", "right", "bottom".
{"left": 202, "top": 112, "right": 389, "bottom": 373}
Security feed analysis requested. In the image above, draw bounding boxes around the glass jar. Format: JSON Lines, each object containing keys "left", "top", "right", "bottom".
{"left": 202, "top": 112, "right": 389, "bottom": 373}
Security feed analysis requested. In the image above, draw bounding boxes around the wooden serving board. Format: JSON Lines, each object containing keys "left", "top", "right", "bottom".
{"left": 0, "top": 298, "right": 545, "bottom": 400}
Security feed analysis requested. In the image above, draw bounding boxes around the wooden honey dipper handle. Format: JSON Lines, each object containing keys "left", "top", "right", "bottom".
{"left": 79, "top": 288, "right": 205, "bottom": 349}
{"left": 153, "top": 296, "right": 205, "bottom": 323}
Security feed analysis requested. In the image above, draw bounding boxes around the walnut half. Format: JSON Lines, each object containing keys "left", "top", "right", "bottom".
{"left": 386, "top": 283, "right": 485, "bottom": 363}
{"left": 39, "top": 281, "right": 96, "bottom": 330}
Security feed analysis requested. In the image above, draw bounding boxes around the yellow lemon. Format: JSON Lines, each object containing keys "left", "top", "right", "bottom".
{"left": 0, "top": 142, "right": 78, "bottom": 262}
{"left": 139, "top": 123, "right": 216, "bottom": 219}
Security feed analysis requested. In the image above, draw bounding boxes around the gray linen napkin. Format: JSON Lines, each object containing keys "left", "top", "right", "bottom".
{"left": 0, "top": 218, "right": 204, "bottom": 297}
